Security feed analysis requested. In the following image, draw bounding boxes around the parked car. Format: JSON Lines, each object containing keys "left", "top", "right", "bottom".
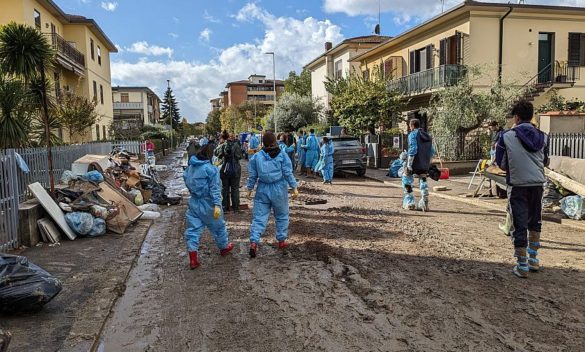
{"left": 331, "top": 136, "right": 367, "bottom": 176}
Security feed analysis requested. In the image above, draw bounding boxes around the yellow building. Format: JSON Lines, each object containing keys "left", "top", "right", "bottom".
{"left": 351, "top": 1, "right": 585, "bottom": 123}
{"left": 0, "top": 0, "right": 118, "bottom": 142}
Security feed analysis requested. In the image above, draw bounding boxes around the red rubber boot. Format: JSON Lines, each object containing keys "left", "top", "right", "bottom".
{"left": 278, "top": 240, "right": 289, "bottom": 250}
{"left": 249, "top": 243, "right": 258, "bottom": 258}
{"left": 189, "top": 251, "right": 200, "bottom": 269}
{"left": 220, "top": 243, "right": 235, "bottom": 257}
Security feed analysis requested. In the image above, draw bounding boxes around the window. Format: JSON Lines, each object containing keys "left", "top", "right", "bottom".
{"left": 121, "top": 93, "right": 129, "bottom": 103}
{"left": 92, "top": 81, "right": 97, "bottom": 102}
{"left": 409, "top": 44, "right": 434, "bottom": 74}
{"left": 99, "top": 85, "right": 104, "bottom": 104}
{"left": 90, "top": 39, "right": 95, "bottom": 61}
{"left": 97, "top": 46, "right": 102, "bottom": 65}
{"left": 384, "top": 57, "right": 405, "bottom": 80}
{"left": 34, "top": 10, "right": 41, "bottom": 30}
{"left": 54, "top": 72, "right": 61, "bottom": 98}
{"left": 102, "top": 126, "right": 107, "bottom": 140}
{"left": 96, "top": 124, "right": 100, "bottom": 140}
{"left": 568, "top": 33, "right": 585, "bottom": 67}
{"left": 440, "top": 32, "right": 464, "bottom": 66}
{"left": 335, "top": 60, "right": 343, "bottom": 79}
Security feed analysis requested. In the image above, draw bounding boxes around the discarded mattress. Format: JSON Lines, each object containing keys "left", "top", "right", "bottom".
{"left": 28, "top": 183, "right": 77, "bottom": 240}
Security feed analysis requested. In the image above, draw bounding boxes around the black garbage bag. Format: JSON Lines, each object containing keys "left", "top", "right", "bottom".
{"left": 0, "top": 254, "right": 62, "bottom": 314}
{"left": 542, "top": 181, "right": 563, "bottom": 209}
{"left": 151, "top": 183, "right": 181, "bottom": 205}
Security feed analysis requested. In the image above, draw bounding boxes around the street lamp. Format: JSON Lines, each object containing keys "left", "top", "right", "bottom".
{"left": 167, "top": 79, "right": 173, "bottom": 151}
{"left": 264, "top": 52, "right": 277, "bottom": 133}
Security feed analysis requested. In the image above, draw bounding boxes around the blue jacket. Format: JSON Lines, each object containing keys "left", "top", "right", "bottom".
{"left": 408, "top": 129, "right": 435, "bottom": 172}
{"left": 320, "top": 141, "right": 334, "bottom": 164}
{"left": 278, "top": 141, "right": 295, "bottom": 154}
{"left": 249, "top": 134, "right": 260, "bottom": 150}
{"left": 304, "top": 134, "right": 319, "bottom": 152}
{"left": 247, "top": 149, "right": 298, "bottom": 191}
{"left": 183, "top": 156, "right": 222, "bottom": 206}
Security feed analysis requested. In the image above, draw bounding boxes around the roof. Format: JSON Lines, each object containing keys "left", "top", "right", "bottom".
{"left": 225, "top": 79, "right": 285, "bottom": 88}
{"left": 37, "top": 0, "right": 117, "bottom": 52}
{"left": 304, "top": 35, "right": 392, "bottom": 70}
{"left": 113, "top": 86, "right": 161, "bottom": 101}
{"left": 351, "top": 0, "right": 585, "bottom": 63}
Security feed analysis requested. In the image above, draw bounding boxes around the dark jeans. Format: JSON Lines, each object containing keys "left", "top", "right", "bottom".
{"left": 508, "top": 186, "right": 543, "bottom": 248}
{"left": 221, "top": 176, "right": 240, "bottom": 211}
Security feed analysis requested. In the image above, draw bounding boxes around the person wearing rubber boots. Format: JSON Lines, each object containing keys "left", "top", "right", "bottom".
{"left": 402, "top": 119, "right": 434, "bottom": 212}
{"left": 320, "top": 136, "right": 334, "bottom": 184}
{"left": 495, "top": 100, "right": 549, "bottom": 279}
{"left": 183, "top": 144, "right": 234, "bottom": 269}
{"left": 303, "top": 129, "right": 320, "bottom": 178}
{"left": 247, "top": 132, "right": 299, "bottom": 258}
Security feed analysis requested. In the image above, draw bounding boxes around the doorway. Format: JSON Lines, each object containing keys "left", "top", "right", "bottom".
{"left": 538, "top": 33, "right": 554, "bottom": 83}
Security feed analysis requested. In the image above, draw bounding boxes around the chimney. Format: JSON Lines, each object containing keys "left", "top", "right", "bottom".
{"left": 324, "top": 42, "right": 333, "bottom": 51}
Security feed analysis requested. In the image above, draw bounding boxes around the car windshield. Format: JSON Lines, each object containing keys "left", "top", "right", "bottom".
{"left": 333, "top": 139, "right": 361, "bottom": 147}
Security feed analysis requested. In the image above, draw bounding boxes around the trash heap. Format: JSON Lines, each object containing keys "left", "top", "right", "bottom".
{"left": 543, "top": 156, "right": 585, "bottom": 221}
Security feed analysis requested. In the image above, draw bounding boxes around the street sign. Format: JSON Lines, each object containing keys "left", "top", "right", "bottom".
{"left": 393, "top": 136, "right": 400, "bottom": 148}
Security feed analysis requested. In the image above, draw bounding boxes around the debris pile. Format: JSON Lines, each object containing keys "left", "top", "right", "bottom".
{"left": 544, "top": 157, "right": 585, "bottom": 221}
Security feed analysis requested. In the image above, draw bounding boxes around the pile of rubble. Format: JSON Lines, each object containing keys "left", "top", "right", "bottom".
{"left": 543, "top": 156, "right": 585, "bottom": 221}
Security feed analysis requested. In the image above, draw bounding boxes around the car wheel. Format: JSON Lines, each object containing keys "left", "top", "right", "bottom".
{"left": 356, "top": 169, "right": 366, "bottom": 177}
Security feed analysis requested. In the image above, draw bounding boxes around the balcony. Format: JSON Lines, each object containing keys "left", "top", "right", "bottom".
{"left": 46, "top": 33, "right": 85, "bottom": 73}
{"left": 388, "top": 64, "right": 466, "bottom": 96}
{"left": 114, "top": 102, "right": 144, "bottom": 110}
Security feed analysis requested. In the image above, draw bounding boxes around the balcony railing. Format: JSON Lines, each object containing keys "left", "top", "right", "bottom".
{"left": 388, "top": 64, "right": 466, "bottom": 96}
{"left": 114, "top": 102, "right": 144, "bottom": 110}
{"left": 47, "top": 33, "right": 85, "bottom": 69}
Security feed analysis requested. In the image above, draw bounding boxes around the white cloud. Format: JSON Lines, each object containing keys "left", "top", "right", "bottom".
{"left": 100, "top": 1, "right": 118, "bottom": 12}
{"left": 203, "top": 10, "right": 221, "bottom": 23}
{"left": 112, "top": 3, "right": 343, "bottom": 122}
{"left": 114, "top": 44, "right": 123, "bottom": 52}
{"left": 126, "top": 41, "right": 173, "bottom": 58}
{"left": 168, "top": 32, "right": 179, "bottom": 39}
{"left": 199, "top": 28, "right": 212, "bottom": 42}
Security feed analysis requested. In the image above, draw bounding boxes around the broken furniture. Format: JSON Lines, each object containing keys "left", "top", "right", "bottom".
{"left": 71, "top": 155, "right": 110, "bottom": 175}
{"left": 28, "top": 183, "right": 77, "bottom": 240}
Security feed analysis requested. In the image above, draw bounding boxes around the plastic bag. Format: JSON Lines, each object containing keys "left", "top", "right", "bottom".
{"left": 60, "top": 170, "right": 77, "bottom": 184}
{"left": 65, "top": 212, "right": 95, "bottom": 236}
{"left": 543, "top": 181, "right": 563, "bottom": 209}
{"left": 89, "top": 218, "right": 106, "bottom": 237}
{"left": 0, "top": 254, "right": 62, "bottom": 313}
{"left": 387, "top": 159, "right": 403, "bottom": 178}
{"left": 560, "top": 196, "right": 585, "bottom": 220}
{"left": 83, "top": 170, "right": 104, "bottom": 184}
{"left": 138, "top": 204, "right": 159, "bottom": 212}
{"left": 90, "top": 205, "right": 109, "bottom": 219}
{"left": 141, "top": 211, "right": 161, "bottom": 220}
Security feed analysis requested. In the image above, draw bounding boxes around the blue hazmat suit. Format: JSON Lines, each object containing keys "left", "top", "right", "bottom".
{"left": 183, "top": 156, "right": 229, "bottom": 252}
{"left": 249, "top": 134, "right": 260, "bottom": 150}
{"left": 278, "top": 140, "right": 295, "bottom": 156}
{"left": 298, "top": 134, "right": 307, "bottom": 170}
{"left": 303, "top": 133, "right": 320, "bottom": 170}
{"left": 247, "top": 148, "right": 298, "bottom": 244}
{"left": 402, "top": 129, "right": 434, "bottom": 210}
{"left": 320, "top": 141, "right": 335, "bottom": 182}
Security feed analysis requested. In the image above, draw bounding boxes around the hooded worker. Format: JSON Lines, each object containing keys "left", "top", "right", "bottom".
{"left": 402, "top": 119, "right": 435, "bottom": 212}
{"left": 278, "top": 133, "right": 295, "bottom": 157}
{"left": 320, "top": 137, "right": 335, "bottom": 184}
{"left": 248, "top": 132, "right": 260, "bottom": 155}
{"left": 247, "top": 132, "right": 299, "bottom": 258}
{"left": 183, "top": 144, "right": 234, "bottom": 269}
{"left": 303, "top": 129, "right": 320, "bottom": 178}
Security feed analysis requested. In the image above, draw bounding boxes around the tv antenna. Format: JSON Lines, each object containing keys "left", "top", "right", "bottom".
{"left": 440, "top": 0, "right": 445, "bottom": 13}
{"left": 374, "top": 0, "right": 381, "bottom": 35}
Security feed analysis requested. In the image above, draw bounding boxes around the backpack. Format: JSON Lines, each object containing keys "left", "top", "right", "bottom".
{"left": 220, "top": 143, "right": 238, "bottom": 178}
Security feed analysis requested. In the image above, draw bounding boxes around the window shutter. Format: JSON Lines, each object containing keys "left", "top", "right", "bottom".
{"left": 581, "top": 34, "right": 585, "bottom": 66}
{"left": 409, "top": 50, "right": 416, "bottom": 74}
{"left": 439, "top": 39, "right": 446, "bottom": 66}
{"left": 426, "top": 44, "right": 434, "bottom": 70}
{"left": 455, "top": 31, "right": 463, "bottom": 65}
{"left": 568, "top": 33, "right": 581, "bottom": 67}
{"left": 384, "top": 59, "right": 392, "bottom": 79}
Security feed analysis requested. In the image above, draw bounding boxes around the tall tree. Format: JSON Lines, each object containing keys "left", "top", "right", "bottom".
{"left": 55, "top": 93, "right": 99, "bottom": 142}
{"left": 0, "top": 22, "right": 56, "bottom": 191}
{"left": 0, "top": 74, "right": 32, "bottom": 149}
{"left": 284, "top": 69, "right": 311, "bottom": 97}
{"left": 268, "top": 92, "right": 322, "bottom": 131}
{"left": 205, "top": 108, "right": 222, "bottom": 136}
{"left": 161, "top": 86, "right": 181, "bottom": 130}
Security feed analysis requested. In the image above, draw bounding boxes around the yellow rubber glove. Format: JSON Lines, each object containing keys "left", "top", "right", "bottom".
{"left": 247, "top": 190, "right": 253, "bottom": 200}
{"left": 292, "top": 188, "right": 299, "bottom": 199}
{"left": 213, "top": 206, "right": 221, "bottom": 219}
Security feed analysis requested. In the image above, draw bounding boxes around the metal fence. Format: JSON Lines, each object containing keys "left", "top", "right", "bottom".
{"left": 433, "top": 133, "right": 489, "bottom": 162}
{"left": 0, "top": 140, "right": 140, "bottom": 250}
{"left": 549, "top": 133, "right": 585, "bottom": 159}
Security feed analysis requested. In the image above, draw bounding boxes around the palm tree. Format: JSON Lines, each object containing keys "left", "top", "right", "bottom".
{"left": 0, "top": 22, "right": 56, "bottom": 191}
{"left": 0, "top": 74, "right": 32, "bottom": 149}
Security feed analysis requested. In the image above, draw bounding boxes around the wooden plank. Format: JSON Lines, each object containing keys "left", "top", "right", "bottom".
{"left": 38, "top": 218, "right": 62, "bottom": 244}
{"left": 545, "top": 168, "right": 585, "bottom": 197}
{"left": 97, "top": 181, "right": 143, "bottom": 234}
{"left": 28, "top": 182, "right": 77, "bottom": 240}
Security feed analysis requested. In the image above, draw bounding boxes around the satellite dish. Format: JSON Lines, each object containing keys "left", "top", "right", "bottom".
{"left": 374, "top": 24, "right": 380, "bottom": 35}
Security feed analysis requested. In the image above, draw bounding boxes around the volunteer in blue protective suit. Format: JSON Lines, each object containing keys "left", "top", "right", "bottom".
{"left": 302, "top": 129, "right": 320, "bottom": 178}
{"left": 402, "top": 119, "right": 435, "bottom": 212}
{"left": 248, "top": 132, "right": 261, "bottom": 156}
{"left": 278, "top": 133, "right": 295, "bottom": 160}
{"left": 297, "top": 130, "right": 307, "bottom": 175}
{"left": 320, "top": 137, "right": 335, "bottom": 184}
{"left": 183, "top": 144, "right": 234, "bottom": 269}
{"left": 246, "top": 132, "right": 299, "bottom": 258}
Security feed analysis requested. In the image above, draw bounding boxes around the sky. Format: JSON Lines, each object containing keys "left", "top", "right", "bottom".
{"left": 55, "top": 0, "right": 585, "bottom": 122}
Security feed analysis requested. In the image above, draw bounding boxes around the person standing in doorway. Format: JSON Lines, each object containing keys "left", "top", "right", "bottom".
{"left": 496, "top": 100, "right": 549, "bottom": 279}
{"left": 215, "top": 130, "right": 243, "bottom": 212}
{"left": 402, "top": 119, "right": 434, "bottom": 212}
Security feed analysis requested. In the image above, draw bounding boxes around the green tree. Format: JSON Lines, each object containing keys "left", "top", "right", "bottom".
{"left": 0, "top": 74, "right": 32, "bottom": 149}
{"left": 284, "top": 69, "right": 311, "bottom": 97}
{"left": 325, "top": 69, "right": 403, "bottom": 134}
{"left": 161, "top": 86, "right": 181, "bottom": 130}
{"left": 55, "top": 93, "right": 99, "bottom": 142}
{"left": 205, "top": 108, "right": 222, "bottom": 136}
{"left": 267, "top": 92, "right": 322, "bottom": 132}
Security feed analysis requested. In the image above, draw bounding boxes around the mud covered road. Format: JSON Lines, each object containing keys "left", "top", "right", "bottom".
{"left": 99, "top": 167, "right": 585, "bottom": 352}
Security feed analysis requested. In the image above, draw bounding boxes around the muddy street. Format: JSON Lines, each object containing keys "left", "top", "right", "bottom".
{"left": 99, "top": 166, "right": 585, "bottom": 352}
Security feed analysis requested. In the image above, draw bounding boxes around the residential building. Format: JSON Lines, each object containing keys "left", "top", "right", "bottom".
{"left": 210, "top": 97, "right": 223, "bottom": 111}
{"left": 0, "top": 0, "right": 117, "bottom": 142}
{"left": 112, "top": 87, "right": 162, "bottom": 136}
{"left": 304, "top": 35, "right": 391, "bottom": 111}
{"left": 224, "top": 75, "right": 284, "bottom": 107}
{"left": 350, "top": 0, "right": 585, "bottom": 126}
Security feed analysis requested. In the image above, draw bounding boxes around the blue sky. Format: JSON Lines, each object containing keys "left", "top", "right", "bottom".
{"left": 55, "top": 0, "right": 585, "bottom": 122}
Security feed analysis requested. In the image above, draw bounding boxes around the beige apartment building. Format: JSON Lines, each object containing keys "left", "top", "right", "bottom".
{"left": 112, "top": 87, "right": 162, "bottom": 136}
{"left": 223, "top": 75, "right": 284, "bottom": 107}
{"left": 350, "top": 0, "right": 585, "bottom": 126}
{"left": 0, "top": 0, "right": 118, "bottom": 142}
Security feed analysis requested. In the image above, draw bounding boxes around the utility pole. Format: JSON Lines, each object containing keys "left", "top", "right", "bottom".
{"left": 265, "top": 52, "right": 277, "bottom": 133}
{"left": 167, "top": 79, "right": 173, "bottom": 151}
